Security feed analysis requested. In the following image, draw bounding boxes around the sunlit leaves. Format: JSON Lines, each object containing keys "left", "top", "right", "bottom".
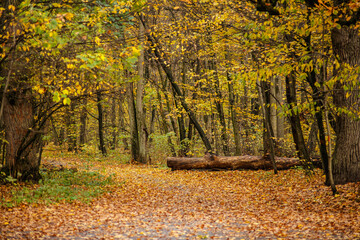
{"left": 5, "top": 0, "right": 138, "bottom": 106}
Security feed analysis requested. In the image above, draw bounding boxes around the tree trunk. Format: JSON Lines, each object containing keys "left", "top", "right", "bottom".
{"left": 275, "top": 76, "right": 284, "bottom": 139}
{"left": 118, "top": 94, "right": 129, "bottom": 150}
{"left": 110, "top": 95, "right": 117, "bottom": 150}
{"left": 258, "top": 79, "right": 278, "bottom": 174}
{"left": 331, "top": 26, "right": 360, "bottom": 184}
{"left": 306, "top": 121, "right": 318, "bottom": 158}
{"left": 285, "top": 73, "right": 311, "bottom": 163}
{"left": 209, "top": 59, "right": 230, "bottom": 156}
{"left": 270, "top": 77, "right": 277, "bottom": 138}
{"left": 65, "top": 102, "right": 77, "bottom": 152}
{"left": 96, "top": 91, "right": 107, "bottom": 156}
{"left": 79, "top": 98, "right": 87, "bottom": 150}
{"left": 2, "top": 92, "right": 41, "bottom": 181}
{"left": 228, "top": 75, "right": 242, "bottom": 156}
{"left": 136, "top": 16, "right": 148, "bottom": 163}
{"left": 156, "top": 87, "right": 176, "bottom": 156}
{"left": 178, "top": 113, "right": 187, "bottom": 156}
{"left": 261, "top": 80, "right": 275, "bottom": 154}
{"left": 127, "top": 82, "right": 139, "bottom": 161}
{"left": 167, "top": 155, "right": 320, "bottom": 171}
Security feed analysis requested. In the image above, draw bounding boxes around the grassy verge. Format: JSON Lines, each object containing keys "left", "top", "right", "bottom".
{"left": 0, "top": 169, "right": 119, "bottom": 208}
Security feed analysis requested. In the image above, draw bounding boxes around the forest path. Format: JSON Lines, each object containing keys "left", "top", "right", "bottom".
{"left": 1, "top": 158, "right": 360, "bottom": 239}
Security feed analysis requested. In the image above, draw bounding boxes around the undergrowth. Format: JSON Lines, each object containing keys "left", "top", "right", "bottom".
{"left": 0, "top": 169, "right": 118, "bottom": 208}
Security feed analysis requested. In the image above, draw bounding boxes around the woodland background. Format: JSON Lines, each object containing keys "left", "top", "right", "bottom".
{"left": 1, "top": 1, "right": 360, "bottom": 238}
{"left": 1, "top": 0, "right": 360, "bottom": 190}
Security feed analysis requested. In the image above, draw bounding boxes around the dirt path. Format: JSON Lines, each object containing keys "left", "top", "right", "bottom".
{"left": 1, "top": 162, "right": 360, "bottom": 239}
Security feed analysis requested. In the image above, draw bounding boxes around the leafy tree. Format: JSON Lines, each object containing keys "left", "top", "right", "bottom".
{"left": 0, "top": 0, "right": 138, "bottom": 181}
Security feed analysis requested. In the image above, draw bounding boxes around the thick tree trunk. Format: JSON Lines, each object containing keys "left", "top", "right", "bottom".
{"left": 167, "top": 155, "right": 320, "bottom": 171}
{"left": 2, "top": 92, "right": 41, "bottom": 181}
{"left": 331, "top": 26, "right": 360, "bottom": 184}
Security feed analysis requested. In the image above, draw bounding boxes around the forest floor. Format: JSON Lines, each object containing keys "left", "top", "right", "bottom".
{"left": 1, "top": 151, "right": 360, "bottom": 239}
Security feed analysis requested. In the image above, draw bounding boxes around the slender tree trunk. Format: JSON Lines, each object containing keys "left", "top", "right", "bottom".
{"left": 49, "top": 116, "right": 61, "bottom": 146}
{"left": 304, "top": 32, "right": 328, "bottom": 176}
{"left": 261, "top": 80, "right": 274, "bottom": 154}
{"left": 156, "top": 87, "right": 176, "bottom": 156}
{"left": 149, "top": 107, "right": 156, "bottom": 142}
{"left": 136, "top": 16, "right": 148, "bottom": 163}
{"left": 270, "top": 77, "right": 277, "bottom": 138}
{"left": 228, "top": 74, "right": 242, "bottom": 156}
{"left": 79, "top": 98, "right": 87, "bottom": 150}
{"left": 285, "top": 73, "right": 312, "bottom": 163}
{"left": 178, "top": 113, "right": 187, "bottom": 156}
{"left": 275, "top": 76, "right": 285, "bottom": 139}
{"left": 110, "top": 96, "right": 117, "bottom": 150}
{"left": 127, "top": 82, "right": 139, "bottom": 161}
{"left": 326, "top": 110, "right": 337, "bottom": 194}
{"left": 118, "top": 94, "right": 129, "bottom": 150}
{"left": 306, "top": 122, "right": 318, "bottom": 157}
{"left": 65, "top": 102, "right": 77, "bottom": 152}
{"left": 210, "top": 59, "right": 230, "bottom": 155}
{"left": 258, "top": 80, "right": 278, "bottom": 174}
{"left": 96, "top": 91, "right": 107, "bottom": 156}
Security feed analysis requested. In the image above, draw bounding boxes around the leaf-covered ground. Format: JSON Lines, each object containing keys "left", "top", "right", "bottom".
{"left": 1, "top": 155, "right": 360, "bottom": 239}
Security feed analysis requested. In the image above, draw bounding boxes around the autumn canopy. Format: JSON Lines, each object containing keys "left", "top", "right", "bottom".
{"left": 0, "top": 0, "right": 360, "bottom": 191}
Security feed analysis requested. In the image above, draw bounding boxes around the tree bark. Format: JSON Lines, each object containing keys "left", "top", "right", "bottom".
{"left": 118, "top": 94, "right": 129, "bottom": 150}
{"left": 209, "top": 59, "right": 230, "bottom": 156}
{"left": 2, "top": 91, "right": 41, "bottom": 181}
{"left": 79, "top": 98, "right": 87, "bottom": 149}
{"left": 275, "top": 76, "right": 285, "bottom": 139}
{"left": 167, "top": 155, "right": 320, "bottom": 171}
{"left": 127, "top": 82, "right": 139, "bottom": 161}
{"left": 66, "top": 101, "right": 77, "bottom": 152}
{"left": 96, "top": 90, "right": 107, "bottom": 156}
{"left": 110, "top": 95, "right": 117, "bottom": 150}
{"left": 285, "top": 73, "right": 311, "bottom": 163}
{"left": 331, "top": 26, "right": 360, "bottom": 184}
{"left": 156, "top": 71, "right": 176, "bottom": 156}
{"left": 136, "top": 16, "right": 148, "bottom": 163}
{"left": 228, "top": 75, "right": 242, "bottom": 156}
{"left": 270, "top": 77, "right": 277, "bottom": 138}
{"left": 258, "top": 79, "right": 278, "bottom": 174}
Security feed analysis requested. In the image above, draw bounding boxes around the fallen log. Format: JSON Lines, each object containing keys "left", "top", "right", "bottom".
{"left": 167, "top": 154, "right": 321, "bottom": 171}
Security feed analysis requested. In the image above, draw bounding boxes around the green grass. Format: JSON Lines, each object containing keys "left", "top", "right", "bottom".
{"left": 1, "top": 169, "right": 118, "bottom": 207}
